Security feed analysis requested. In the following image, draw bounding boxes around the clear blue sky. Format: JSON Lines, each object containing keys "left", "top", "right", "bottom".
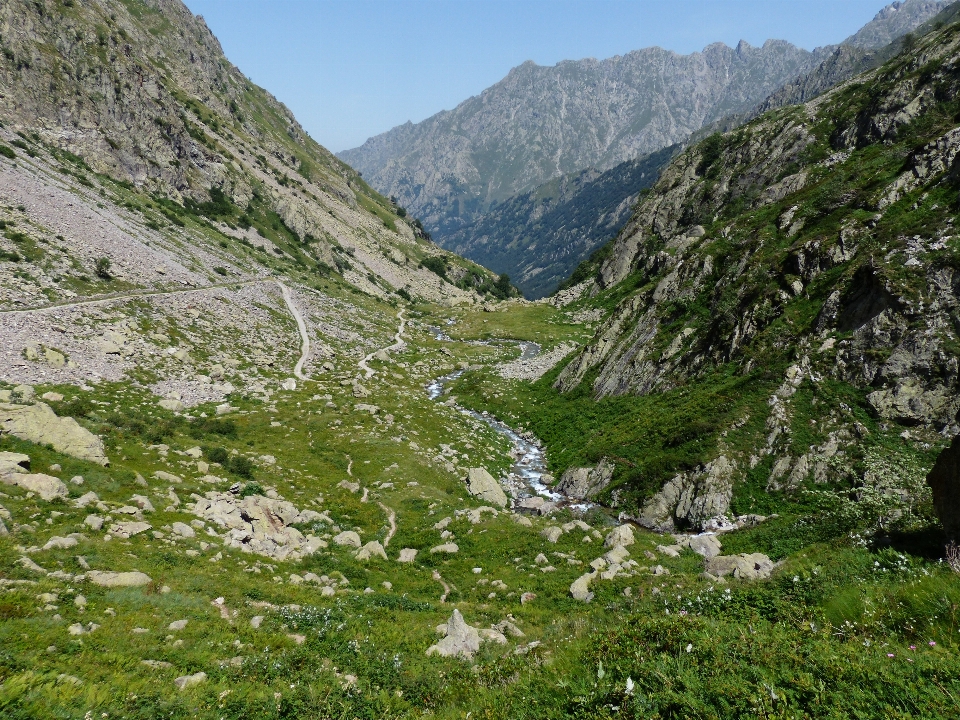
{"left": 183, "top": 0, "right": 893, "bottom": 153}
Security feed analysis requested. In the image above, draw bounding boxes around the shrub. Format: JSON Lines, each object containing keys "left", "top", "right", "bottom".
{"left": 239, "top": 481, "right": 264, "bottom": 497}
{"left": 213, "top": 266, "right": 228, "bottom": 276}
{"left": 94, "top": 256, "right": 112, "bottom": 279}
{"left": 0, "top": 145, "right": 15, "bottom": 159}
{"left": 230, "top": 455, "right": 255, "bottom": 478}
{"left": 420, "top": 256, "right": 448, "bottom": 279}
{"left": 206, "top": 446, "right": 229, "bottom": 464}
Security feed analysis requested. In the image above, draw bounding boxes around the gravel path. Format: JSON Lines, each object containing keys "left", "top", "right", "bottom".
{"left": 378, "top": 502, "right": 397, "bottom": 547}
{"left": 277, "top": 281, "right": 310, "bottom": 380}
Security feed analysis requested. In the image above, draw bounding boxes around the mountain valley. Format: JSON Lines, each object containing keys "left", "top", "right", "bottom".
{"left": 0, "top": 1, "right": 960, "bottom": 718}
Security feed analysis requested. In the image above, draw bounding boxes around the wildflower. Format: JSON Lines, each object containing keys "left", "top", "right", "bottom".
{"left": 625, "top": 677, "right": 635, "bottom": 695}
{"left": 929, "top": 641, "right": 937, "bottom": 646}
{"left": 909, "top": 645, "right": 916, "bottom": 650}
{"left": 686, "top": 643, "right": 693, "bottom": 653}
{"left": 887, "top": 653, "right": 894, "bottom": 658}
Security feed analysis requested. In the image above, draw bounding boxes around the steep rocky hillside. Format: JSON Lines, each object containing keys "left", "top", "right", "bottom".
{"left": 0, "top": 0, "right": 509, "bottom": 305}
{"left": 844, "top": 0, "right": 951, "bottom": 47}
{"left": 441, "top": 145, "right": 677, "bottom": 299}
{"left": 498, "top": 17, "right": 960, "bottom": 533}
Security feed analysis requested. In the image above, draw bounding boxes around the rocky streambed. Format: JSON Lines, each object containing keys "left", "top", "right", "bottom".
{"left": 425, "top": 330, "right": 580, "bottom": 512}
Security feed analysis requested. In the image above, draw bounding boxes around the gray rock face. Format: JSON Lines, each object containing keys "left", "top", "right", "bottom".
{"left": 426, "top": 609, "right": 481, "bottom": 658}
{"left": 555, "top": 458, "right": 615, "bottom": 501}
{"left": 465, "top": 467, "right": 507, "bottom": 508}
{"left": 637, "top": 456, "right": 736, "bottom": 532}
{"left": 927, "top": 433, "right": 960, "bottom": 540}
{"left": 0, "top": 403, "right": 108, "bottom": 465}
{"left": 843, "top": 0, "right": 950, "bottom": 49}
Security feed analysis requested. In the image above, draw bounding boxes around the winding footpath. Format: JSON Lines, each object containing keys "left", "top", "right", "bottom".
{"left": 276, "top": 281, "right": 310, "bottom": 380}
{"left": 358, "top": 309, "right": 406, "bottom": 379}
{"left": 379, "top": 502, "right": 397, "bottom": 547}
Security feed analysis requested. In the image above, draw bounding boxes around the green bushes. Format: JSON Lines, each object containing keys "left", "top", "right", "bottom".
{"left": 94, "top": 256, "right": 112, "bottom": 279}
{"left": 420, "top": 256, "right": 449, "bottom": 280}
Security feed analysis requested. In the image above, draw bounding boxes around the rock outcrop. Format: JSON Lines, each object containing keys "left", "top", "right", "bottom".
{"left": 0, "top": 403, "right": 108, "bottom": 465}
{"left": 0, "top": 472, "right": 68, "bottom": 501}
{"left": 190, "top": 492, "right": 327, "bottom": 561}
{"left": 636, "top": 456, "right": 736, "bottom": 532}
{"left": 554, "top": 458, "right": 615, "bottom": 501}
{"left": 704, "top": 553, "right": 774, "bottom": 580}
{"left": 426, "top": 609, "right": 481, "bottom": 659}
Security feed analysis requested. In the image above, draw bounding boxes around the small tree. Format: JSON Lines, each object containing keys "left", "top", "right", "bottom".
{"left": 94, "top": 256, "right": 112, "bottom": 279}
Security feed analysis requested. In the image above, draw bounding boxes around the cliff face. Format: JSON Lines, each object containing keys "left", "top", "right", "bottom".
{"left": 551, "top": 19, "right": 960, "bottom": 530}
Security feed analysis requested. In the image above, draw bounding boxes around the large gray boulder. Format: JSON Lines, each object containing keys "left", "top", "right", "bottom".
{"left": 426, "top": 609, "right": 481, "bottom": 658}
{"left": 705, "top": 553, "right": 773, "bottom": 580}
{"left": 87, "top": 570, "right": 152, "bottom": 587}
{"left": 465, "top": 467, "right": 507, "bottom": 507}
{"left": 554, "top": 458, "right": 614, "bottom": 500}
{"left": 0, "top": 472, "right": 68, "bottom": 501}
{"left": 927, "top": 434, "right": 960, "bottom": 540}
{"left": 0, "top": 402, "right": 108, "bottom": 465}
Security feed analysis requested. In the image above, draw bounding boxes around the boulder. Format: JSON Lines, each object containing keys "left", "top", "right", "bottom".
{"left": 569, "top": 572, "right": 596, "bottom": 602}
{"left": 430, "top": 543, "right": 459, "bottom": 554}
{"left": 42, "top": 536, "right": 78, "bottom": 551}
{"left": 0, "top": 403, "right": 108, "bottom": 465}
{"left": 1, "top": 472, "right": 68, "bottom": 501}
{"left": 604, "top": 545, "right": 631, "bottom": 564}
{"left": 465, "top": 467, "right": 507, "bottom": 508}
{"left": 541, "top": 526, "right": 563, "bottom": 543}
{"left": 516, "top": 496, "right": 557, "bottom": 515}
{"left": 333, "top": 531, "right": 362, "bottom": 548}
{"left": 554, "top": 458, "right": 615, "bottom": 500}
{"left": 355, "top": 540, "right": 388, "bottom": 561}
{"left": 927, "top": 434, "right": 960, "bottom": 540}
{"left": 0, "top": 451, "right": 30, "bottom": 474}
{"left": 426, "top": 609, "right": 481, "bottom": 658}
{"left": 159, "top": 398, "right": 185, "bottom": 412}
{"left": 171, "top": 522, "right": 195, "bottom": 538}
{"left": 397, "top": 548, "right": 418, "bottom": 563}
{"left": 109, "top": 521, "right": 152, "bottom": 538}
{"left": 704, "top": 553, "right": 774, "bottom": 580}
{"left": 174, "top": 672, "right": 206, "bottom": 691}
{"left": 87, "top": 571, "right": 152, "bottom": 587}
{"left": 683, "top": 534, "right": 722, "bottom": 559}
{"left": 604, "top": 524, "right": 635, "bottom": 548}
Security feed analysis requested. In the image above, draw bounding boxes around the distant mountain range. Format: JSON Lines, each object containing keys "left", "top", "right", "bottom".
{"left": 339, "top": 0, "right": 950, "bottom": 297}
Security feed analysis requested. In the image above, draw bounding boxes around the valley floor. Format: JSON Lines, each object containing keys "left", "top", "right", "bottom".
{"left": 0, "top": 289, "right": 959, "bottom": 719}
